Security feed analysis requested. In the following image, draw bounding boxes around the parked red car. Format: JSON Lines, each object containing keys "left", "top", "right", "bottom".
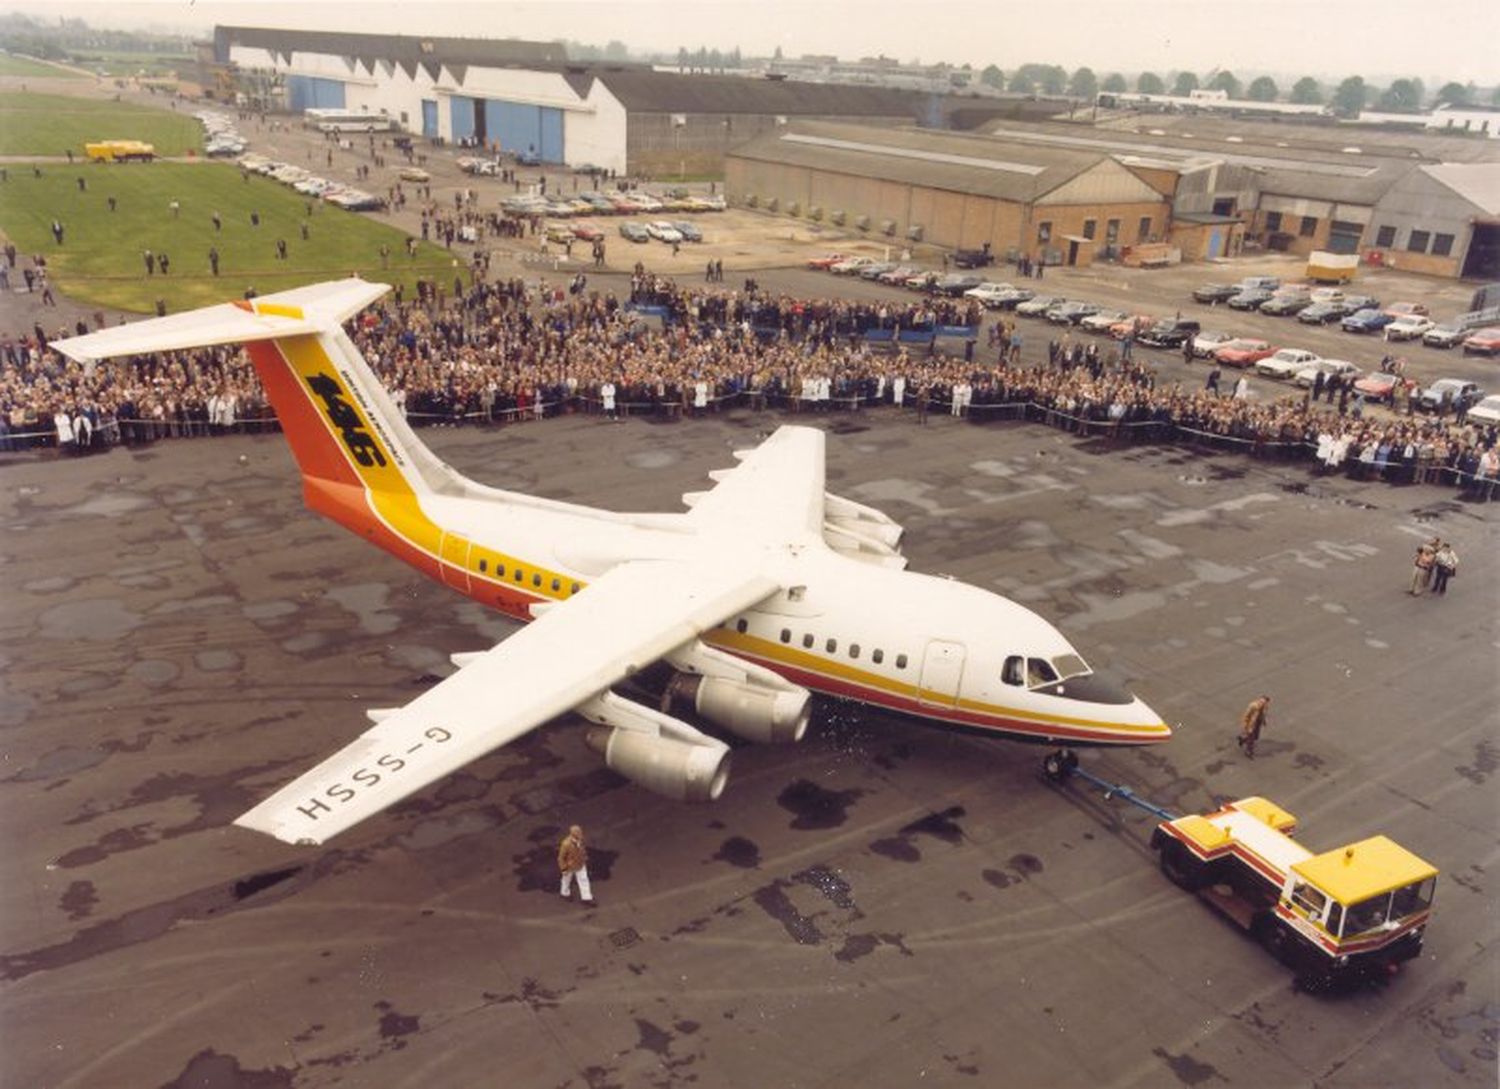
{"left": 1214, "top": 338, "right": 1277, "bottom": 367}
{"left": 1462, "top": 327, "right": 1500, "bottom": 356}
{"left": 805, "top": 253, "right": 846, "bottom": 270}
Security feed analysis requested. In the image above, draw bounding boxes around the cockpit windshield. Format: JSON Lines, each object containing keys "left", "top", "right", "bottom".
{"left": 1002, "top": 653, "right": 1092, "bottom": 691}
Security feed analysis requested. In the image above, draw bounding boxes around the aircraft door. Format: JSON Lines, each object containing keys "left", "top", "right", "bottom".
{"left": 439, "top": 531, "right": 472, "bottom": 593}
{"left": 917, "top": 640, "right": 966, "bottom": 708}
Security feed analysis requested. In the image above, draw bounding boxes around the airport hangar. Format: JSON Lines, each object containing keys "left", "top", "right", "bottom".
{"left": 725, "top": 118, "right": 1500, "bottom": 280}
{"left": 209, "top": 26, "right": 922, "bottom": 179}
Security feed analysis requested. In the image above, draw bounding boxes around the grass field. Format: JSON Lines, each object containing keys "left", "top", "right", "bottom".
{"left": 0, "top": 91, "right": 203, "bottom": 157}
{"left": 0, "top": 163, "right": 457, "bottom": 312}
{"left": 0, "top": 55, "right": 73, "bottom": 79}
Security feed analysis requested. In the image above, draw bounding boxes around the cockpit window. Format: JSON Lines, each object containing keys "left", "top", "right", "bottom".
{"left": 1051, "top": 653, "right": 1089, "bottom": 681}
{"left": 1002, "top": 655, "right": 1025, "bottom": 686}
{"left": 1027, "top": 658, "right": 1059, "bottom": 687}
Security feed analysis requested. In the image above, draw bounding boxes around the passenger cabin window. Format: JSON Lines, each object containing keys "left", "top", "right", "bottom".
{"left": 895, "top": 654, "right": 908, "bottom": 669}
{"left": 803, "top": 633, "right": 815, "bottom": 649}
{"left": 736, "top": 619, "right": 748, "bottom": 634}
{"left": 514, "top": 569, "right": 524, "bottom": 583}
{"left": 533, "top": 574, "right": 542, "bottom": 587}
{"left": 497, "top": 564, "right": 506, "bottom": 578}
{"left": 825, "top": 638, "right": 838, "bottom": 654}
{"left": 780, "top": 628, "right": 791, "bottom": 644}
{"left": 569, "top": 582, "right": 580, "bottom": 595}
{"left": 1002, "top": 655, "right": 1025, "bottom": 686}
{"left": 872, "top": 649, "right": 884, "bottom": 664}
{"left": 849, "top": 644, "right": 860, "bottom": 659}
{"left": 478, "top": 559, "right": 488, "bottom": 573}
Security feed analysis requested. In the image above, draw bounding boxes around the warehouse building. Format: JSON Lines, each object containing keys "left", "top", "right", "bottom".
{"left": 211, "top": 26, "right": 920, "bottom": 177}
{"left": 725, "top": 121, "right": 1173, "bottom": 267}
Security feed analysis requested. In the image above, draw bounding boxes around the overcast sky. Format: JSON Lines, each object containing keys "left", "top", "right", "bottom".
{"left": 13, "top": 0, "right": 1500, "bottom": 85}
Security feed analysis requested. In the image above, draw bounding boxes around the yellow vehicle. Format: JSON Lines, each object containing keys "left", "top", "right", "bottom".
{"left": 84, "top": 140, "right": 156, "bottom": 163}
{"left": 1152, "top": 797, "right": 1437, "bottom": 987}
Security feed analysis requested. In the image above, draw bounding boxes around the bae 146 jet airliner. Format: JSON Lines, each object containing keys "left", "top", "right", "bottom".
{"left": 56, "top": 279, "right": 1171, "bottom": 846}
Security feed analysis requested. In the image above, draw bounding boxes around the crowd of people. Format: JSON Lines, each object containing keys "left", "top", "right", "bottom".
{"left": 2, "top": 275, "right": 1497, "bottom": 497}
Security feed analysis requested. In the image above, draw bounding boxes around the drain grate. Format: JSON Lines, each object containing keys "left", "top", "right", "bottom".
{"left": 609, "top": 926, "right": 640, "bottom": 949}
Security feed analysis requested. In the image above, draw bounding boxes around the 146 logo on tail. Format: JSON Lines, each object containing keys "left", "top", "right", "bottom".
{"left": 306, "top": 372, "right": 387, "bottom": 468}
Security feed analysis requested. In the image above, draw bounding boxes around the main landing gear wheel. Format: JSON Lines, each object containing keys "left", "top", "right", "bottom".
{"left": 1042, "top": 748, "right": 1079, "bottom": 783}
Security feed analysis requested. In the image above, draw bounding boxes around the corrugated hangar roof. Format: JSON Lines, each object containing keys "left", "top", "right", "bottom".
{"left": 729, "top": 121, "right": 1110, "bottom": 202}
{"left": 591, "top": 70, "right": 921, "bottom": 118}
{"left": 1421, "top": 162, "right": 1500, "bottom": 217}
{"left": 215, "top": 26, "right": 568, "bottom": 68}
{"left": 984, "top": 121, "right": 1415, "bottom": 205}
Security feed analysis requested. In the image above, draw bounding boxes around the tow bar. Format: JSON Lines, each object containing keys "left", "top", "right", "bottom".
{"left": 1047, "top": 752, "right": 1179, "bottom": 822}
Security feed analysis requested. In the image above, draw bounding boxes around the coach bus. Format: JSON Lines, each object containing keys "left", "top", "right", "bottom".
{"left": 302, "top": 108, "right": 392, "bottom": 133}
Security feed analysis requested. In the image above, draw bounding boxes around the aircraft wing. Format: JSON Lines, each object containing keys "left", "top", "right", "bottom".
{"left": 235, "top": 558, "right": 780, "bottom": 845}
{"left": 684, "top": 425, "right": 826, "bottom": 540}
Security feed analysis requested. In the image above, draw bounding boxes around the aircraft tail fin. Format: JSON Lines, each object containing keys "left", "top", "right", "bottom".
{"left": 53, "top": 279, "right": 465, "bottom": 547}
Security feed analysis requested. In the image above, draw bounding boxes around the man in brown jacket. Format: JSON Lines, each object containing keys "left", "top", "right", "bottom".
{"left": 558, "top": 825, "right": 594, "bottom": 905}
{"left": 1238, "top": 695, "right": 1270, "bottom": 758}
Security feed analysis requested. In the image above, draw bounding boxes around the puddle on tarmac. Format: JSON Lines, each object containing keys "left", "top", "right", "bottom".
{"left": 152, "top": 595, "right": 235, "bottom": 616}
{"left": 127, "top": 659, "right": 181, "bottom": 687}
{"left": 0, "top": 691, "right": 36, "bottom": 727}
{"left": 61, "top": 494, "right": 153, "bottom": 518}
{"left": 13, "top": 745, "right": 112, "bottom": 781}
{"left": 243, "top": 600, "right": 299, "bottom": 622}
{"left": 625, "top": 449, "right": 678, "bottom": 470}
{"left": 280, "top": 632, "right": 326, "bottom": 654}
{"left": 194, "top": 650, "right": 241, "bottom": 672}
{"left": 23, "top": 576, "right": 76, "bottom": 594}
{"left": 326, "top": 583, "right": 400, "bottom": 635}
{"left": 385, "top": 644, "right": 452, "bottom": 676}
{"left": 38, "top": 599, "right": 144, "bottom": 642}
{"left": 59, "top": 673, "right": 114, "bottom": 696}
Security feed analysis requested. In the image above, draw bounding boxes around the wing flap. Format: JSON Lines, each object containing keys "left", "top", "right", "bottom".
{"left": 235, "top": 559, "right": 779, "bottom": 845}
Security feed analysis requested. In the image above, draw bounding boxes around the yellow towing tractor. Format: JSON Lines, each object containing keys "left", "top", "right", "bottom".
{"left": 1049, "top": 759, "right": 1438, "bottom": 990}
{"left": 1153, "top": 798, "right": 1437, "bottom": 988}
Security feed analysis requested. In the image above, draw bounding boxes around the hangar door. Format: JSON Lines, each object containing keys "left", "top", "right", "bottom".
{"left": 286, "top": 76, "right": 346, "bottom": 112}
{"left": 449, "top": 97, "right": 563, "bottom": 161}
{"left": 421, "top": 100, "right": 438, "bottom": 138}
{"left": 1326, "top": 221, "right": 1365, "bottom": 255}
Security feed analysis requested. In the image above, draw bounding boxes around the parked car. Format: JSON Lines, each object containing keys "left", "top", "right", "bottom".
{"left": 543, "top": 223, "right": 575, "bottom": 244}
{"left": 1192, "top": 283, "right": 1239, "bottom": 304}
{"left": 806, "top": 252, "right": 846, "bottom": 270}
{"left": 569, "top": 222, "right": 604, "bottom": 242}
{"left": 830, "top": 256, "right": 876, "bottom": 275}
{"left": 858, "top": 262, "right": 900, "bottom": 281}
{"left": 1239, "top": 276, "right": 1282, "bottom": 292}
{"left": 965, "top": 282, "right": 1020, "bottom": 307}
{"left": 1109, "top": 315, "right": 1158, "bottom": 340}
{"left": 619, "top": 222, "right": 649, "bottom": 243}
{"left": 1015, "top": 295, "right": 1064, "bottom": 317}
{"left": 1465, "top": 394, "right": 1500, "bottom": 425}
{"left": 1139, "top": 318, "right": 1201, "bottom": 348}
{"left": 932, "top": 273, "right": 984, "bottom": 296}
{"left": 952, "top": 245, "right": 994, "bottom": 269}
{"left": 1047, "top": 301, "right": 1101, "bottom": 325}
{"left": 1418, "top": 379, "right": 1486, "bottom": 412}
{"left": 1078, "top": 309, "right": 1131, "bottom": 334}
{"left": 1352, "top": 372, "right": 1403, "bottom": 404}
{"left": 904, "top": 271, "right": 942, "bottom": 292}
{"left": 1385, "top": 315, "right": 1436, "bottom": 341}
{"left": 1340, "top": 294, "right": 1380, "bottom": 312}
{"left": 398, "top": 167, "right": 430, "bottom": 182}
{"left": 646, "top": 221, "right": 682, "bottom": 243}
{"left": 1341, "top": 308, "right": 1398, "bottom": 334}
{"left": 1297, "top": 301, "right": 1350, "bottom": 325}
{"left": 1191, "top": 330, "right": 1234, "bottom": 358}
{"left": 1384, "top": 301, "right": 1430, "bottom": 318}
{"left": 1214, "top": 338, "right": 1277, "bottom": 367}
{"left": 1423, "top": 321, "right": 1472, "bottom": 349}
{"left": 879, "top": 265, "right": 923, "bottom": 285}
{"left": 1254, "top": 348, "right": 1321, "bottom": 380}
{"left": 1309, "top": 287, "right": 1345, "bottom": 304}
{"left": 670, "top": 221, "right": 702, "bottom": 242}
{"left": 985, "top": 286, "right": 1035, "bottom": 309}
{"left": 1259, "top": 292, "right": 1314, "bottom": 317}
{"left": 1227, "top": 288, "right": 1275, "bottom": 311}
{"left": 1461, "top": 327, "right": 1500, "bottom": 356}
{"left": 1293, "top": 359, "right": 1361, "bottom": 388}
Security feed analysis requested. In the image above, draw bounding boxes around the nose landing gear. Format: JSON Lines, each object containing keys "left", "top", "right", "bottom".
{"left": 1042, "top": 748, "right": 1079, "bottom": 782}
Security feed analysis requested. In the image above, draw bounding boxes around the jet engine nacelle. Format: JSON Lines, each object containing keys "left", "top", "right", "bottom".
{"left": 664, "top": 640, "right": 812, "bottom": 745}
{"left": 669, "top": 673, "right": 811, "bottom": 745}
{"left": 578, "top": 691, "right": 730, "bottom": 802}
